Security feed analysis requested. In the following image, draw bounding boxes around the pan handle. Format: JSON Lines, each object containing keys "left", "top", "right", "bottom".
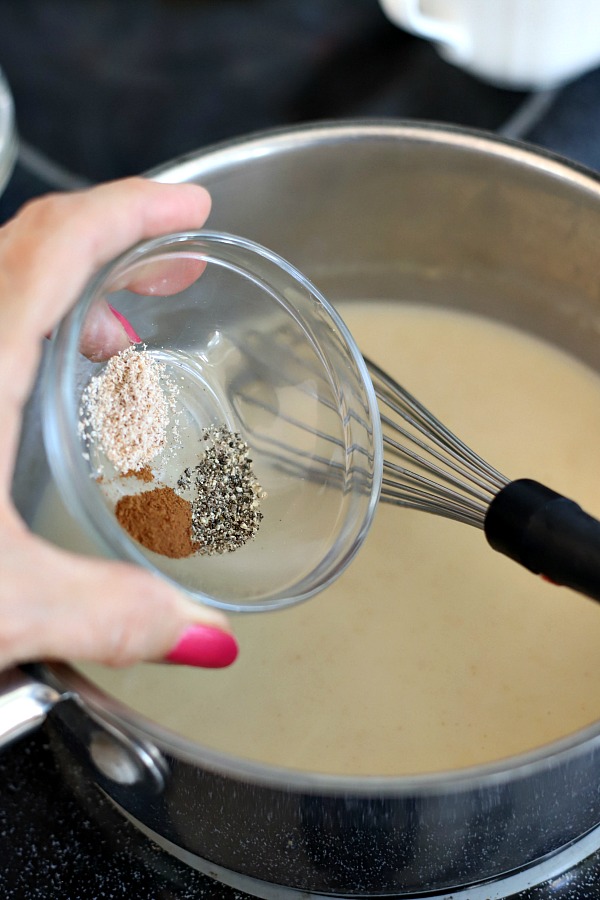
{"left": 0, "top": 666, "right": 167, "bottom": 793}
{"left": 0, "top": 665, "right": 71, "bottom": 749}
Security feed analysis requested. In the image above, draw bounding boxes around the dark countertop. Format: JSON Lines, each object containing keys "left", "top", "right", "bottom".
{"left": 0, "top": 727, "right": 238, "bottom": 899}
{"left": 3, "top": 1, "right": 600, "bottom": 896}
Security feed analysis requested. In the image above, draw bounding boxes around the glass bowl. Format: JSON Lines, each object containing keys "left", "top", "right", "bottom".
{"left": 43, "top": 231, "right": 382, "bottom": 611}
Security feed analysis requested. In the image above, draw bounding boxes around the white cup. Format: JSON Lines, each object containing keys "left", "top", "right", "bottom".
{"left": 379, "top": 0, "right": 600, "bottom": 89}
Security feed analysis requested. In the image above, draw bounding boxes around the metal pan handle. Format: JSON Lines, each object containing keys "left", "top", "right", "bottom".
{"left": 0, "top": 666, "right": 69, "bottom": 749}
{"left": 0, "top": 665, "right": 166, "bottom": 794}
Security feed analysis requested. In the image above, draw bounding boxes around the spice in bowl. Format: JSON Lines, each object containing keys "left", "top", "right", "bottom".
{"left": 177, "top": 426, "right": 265, "bottom": 555}
{"left": 79, "top": 346, "right": 265, "bottom": 559}
{"left": 78, "top": 344, "right": 179, "bottom": 475}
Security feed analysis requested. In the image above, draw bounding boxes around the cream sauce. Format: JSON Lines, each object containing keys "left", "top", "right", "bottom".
{"left": 34, "top": 302, "right": 600, "bottom": 775}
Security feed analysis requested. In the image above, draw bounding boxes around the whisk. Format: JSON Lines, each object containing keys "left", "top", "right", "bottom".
{"left": 367, "top": 356, "right": 600, "bottom": 604}
{"left": 234, "top": 324, "right": 600, "bottom": 604}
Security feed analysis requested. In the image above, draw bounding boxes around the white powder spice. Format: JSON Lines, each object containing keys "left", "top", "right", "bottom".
{"left": 79, "top": 345, "right": 178, "bottom": 475}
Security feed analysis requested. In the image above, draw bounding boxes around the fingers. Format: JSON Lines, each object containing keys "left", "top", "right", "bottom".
{"left": 0, "top": 517, "right": 237, "bottom": 670}
{"left": 78, "top": 301, "right": 138, "bottom": 362}
{"left": 112, "top": 256, "right": 207, "bottom": 297}
{"left": 0, "top": 177, "right": 211, "bottom": 358}
{"left": 80, "top": 257, "right": 206, "bottom": 360}
{"left": 0, "top": 178, "right": 235, "bottom": 672}
{"left": 0, "top": 177, "right": 212, "bottom": 487}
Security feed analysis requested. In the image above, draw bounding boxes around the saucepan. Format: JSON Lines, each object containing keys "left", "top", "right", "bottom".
{"left": 5, "top": 121, "right": 600, "bottom": 897}
{"left": 0, "top": 67, "right": 17, "bottom": 196}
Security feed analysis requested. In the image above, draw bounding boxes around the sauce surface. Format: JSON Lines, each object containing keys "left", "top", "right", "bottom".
{"left": 34, "top": 302, "right": 600, "bottom": 775}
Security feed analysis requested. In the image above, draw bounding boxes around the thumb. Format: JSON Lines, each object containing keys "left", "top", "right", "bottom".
{"left": 77, "top": 300, "right": 139, "bottom": 362}
{"left": 1, "top": 523, "right": 238, "bottom": 670}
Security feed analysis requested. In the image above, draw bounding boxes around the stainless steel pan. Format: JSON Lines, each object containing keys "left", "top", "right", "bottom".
{"left": 5, "top": 121, "right": 600, "bottom": 896}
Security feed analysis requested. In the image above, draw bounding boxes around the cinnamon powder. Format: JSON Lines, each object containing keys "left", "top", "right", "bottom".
{"left": 122, "top": 466, "right": 154, "bottom": 483}
{"left": 115, "top": 486, "right": 198, "bottom": 559}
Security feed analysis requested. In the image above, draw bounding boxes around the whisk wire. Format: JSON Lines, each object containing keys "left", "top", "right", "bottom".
{"left": 382, "top": 461, "right": 491, "bottom": 514}
{"left": 234, "top": 327, "right": 510, "bottom": 528}
{"left": 381, "top": 415, "right": 498, "bottom": 504}
{"left": 365, "top": 356, "right": 509, "bottom": 528}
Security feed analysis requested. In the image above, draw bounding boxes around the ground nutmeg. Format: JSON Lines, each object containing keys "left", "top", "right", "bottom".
{"left": 115, "top": 486, "right": 198, "bottom": 559}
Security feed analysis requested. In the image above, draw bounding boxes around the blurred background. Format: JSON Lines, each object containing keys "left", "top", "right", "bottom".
{"left": 2, "top": 0, "right": 600, "bottom": 223}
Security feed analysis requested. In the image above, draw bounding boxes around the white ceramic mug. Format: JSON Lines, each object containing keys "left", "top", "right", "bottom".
{"left": 379, "top": 0, "right": 600, "bottom": 89}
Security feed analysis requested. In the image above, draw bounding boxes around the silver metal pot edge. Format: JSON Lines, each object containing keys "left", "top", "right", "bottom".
{"left": 0, "top": 68, "right": 17, "bottom": 197}
{"left": 2, "top": 658, "right": 600, "bottom": 798}
{"left": 146, "top": 116, "right": 600, "bottom": 199}
{"left": 9, "top": 120, "right": 600, "bottom": 894}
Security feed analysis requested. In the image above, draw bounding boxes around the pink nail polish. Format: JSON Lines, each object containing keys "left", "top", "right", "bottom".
{"left": 108, "top": 304, "right": 141, "bottom": 343}
{"left": 165, "top": 626, "right": 238, "bottom": 668}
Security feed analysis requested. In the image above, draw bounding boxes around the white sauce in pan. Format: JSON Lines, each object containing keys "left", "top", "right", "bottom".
{"left": 34, "top": 302, "right": 600, "bottom": 775}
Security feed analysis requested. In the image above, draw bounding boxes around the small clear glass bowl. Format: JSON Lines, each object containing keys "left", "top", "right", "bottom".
{"left": 43, "top": 232, "right": 382, "bottom": 612}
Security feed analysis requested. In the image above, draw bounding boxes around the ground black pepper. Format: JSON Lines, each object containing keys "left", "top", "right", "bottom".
{"left": 177, "top": 426, "right": 265, "bottom": 555}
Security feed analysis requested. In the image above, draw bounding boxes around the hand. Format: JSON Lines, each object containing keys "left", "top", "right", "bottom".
{"left": 0, "top": 177, "right": 238, "bottom": 671}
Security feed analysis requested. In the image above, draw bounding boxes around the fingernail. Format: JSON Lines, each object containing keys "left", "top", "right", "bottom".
{"left": 165, "top": 626, "right": 238, "bottom": 668}
{"left": 109, "top": 304, "right": 141, "bottom": 343}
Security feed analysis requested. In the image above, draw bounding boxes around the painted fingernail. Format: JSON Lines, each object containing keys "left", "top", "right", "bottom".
{"left": 165, "top": 626, "right": 239, "bottom": 668}
{"left": 109, "top": 304, "right": 141, "bottom": 343}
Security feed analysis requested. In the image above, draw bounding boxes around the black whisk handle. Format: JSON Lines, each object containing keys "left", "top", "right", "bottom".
{"left": 484, "top": 478, "right": 600, "bottom": 603}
